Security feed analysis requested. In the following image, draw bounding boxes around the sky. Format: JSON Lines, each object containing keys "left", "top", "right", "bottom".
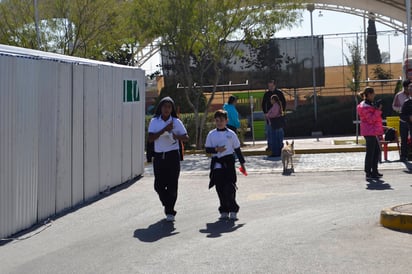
{"left": 141, "top": 10, "right": 406, "bottom": 74}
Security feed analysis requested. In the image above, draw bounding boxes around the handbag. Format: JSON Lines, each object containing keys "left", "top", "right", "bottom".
{"left": 270, "top": 115, "right": 286, "bottom": 129}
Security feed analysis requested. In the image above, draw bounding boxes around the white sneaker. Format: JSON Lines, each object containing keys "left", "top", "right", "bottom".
{"left": 220, "top": 212, "right": 229, "bottom": 219}
{"left": 166, "top": 214, "right": 175, "bottom": 222}
{"left": 229, "top": 212, "right": 237, "bottom": 220}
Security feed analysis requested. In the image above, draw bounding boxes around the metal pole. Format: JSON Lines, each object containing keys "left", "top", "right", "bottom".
{"left": 407, "top": 0, "right": 411, "bottom": 45}
{"left": 341, "top": 37, "right": 346, "bottom": 95}
{"left": 250, "top": 96, "right": 255, "bottom": 146}
{"left": 307, "top": 4, "right": 317, "bottom": 122}
{"left": 33, "top": 0, "right": 41, "bottom": 49}
{"left": 364, "top": 12, "right": 368, "bottom": 81}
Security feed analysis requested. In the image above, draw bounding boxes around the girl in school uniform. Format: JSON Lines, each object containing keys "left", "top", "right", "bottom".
{"left": 148, "top": 97, "right": 189, "bottom": 221}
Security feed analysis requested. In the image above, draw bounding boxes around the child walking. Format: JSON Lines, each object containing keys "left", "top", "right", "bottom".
{"left": 205, "top": 109, "right": 246, "bottom": 220}
{"left": 148, "top": 97, "right": 189, "bottom": 221}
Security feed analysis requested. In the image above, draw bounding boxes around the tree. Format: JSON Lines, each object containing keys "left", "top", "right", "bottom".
{"left": 372, "top": 65, "right": 393, "bottom": 80}
{"left": 0, "top": 0, "right": 130, "bottom": 61}
{"left": 345, "top": 42, "right": 362, "bottom": 93}
{"left": 133, "top": 0, "right": 302, "bottom": 148}
{"left": 0, "top": 0, "right": 40, "bottom": 48}
{"left": 372, "top": 64, "right": 393, "bottom": 93}
{"left": 366, "top": 13, "right": 382, "bottom": 64}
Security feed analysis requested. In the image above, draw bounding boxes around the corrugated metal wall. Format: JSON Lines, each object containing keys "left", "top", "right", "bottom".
{"left": 0, "top": 45, "right": 145, "bottom": 238}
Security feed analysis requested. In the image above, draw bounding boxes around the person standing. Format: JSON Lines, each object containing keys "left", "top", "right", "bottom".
{"left": 148, "top": 97, "right": 189, "bottom": 222}
{"left": 265, "top": 95, "right": 285, "bottom": 157}
{"left": 261, "top": 80, "right": 286, "bottom": 151}
{"left": 392, "top": 79, "right": 411, "bottom": 161}
{"left": 223, "top": 95, "right": 240, "bottom": 133}
{"left": 205, "top": 109, "right": 246, "bottom": 220}
{"left": 357, "top": 87, "right": 384, "bottom": 179}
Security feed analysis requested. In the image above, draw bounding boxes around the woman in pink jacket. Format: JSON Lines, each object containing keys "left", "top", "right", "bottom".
{"left": 357, "top": 87, "right": 384, "bottom": 180}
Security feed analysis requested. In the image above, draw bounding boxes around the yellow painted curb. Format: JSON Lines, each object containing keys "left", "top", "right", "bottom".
{"left": 380, "top": 203, "right": 412, "bottom": 232}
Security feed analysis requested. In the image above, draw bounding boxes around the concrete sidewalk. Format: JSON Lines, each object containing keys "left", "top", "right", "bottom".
{"left": 241, "top": 135, "right": 400, "bottom": 155}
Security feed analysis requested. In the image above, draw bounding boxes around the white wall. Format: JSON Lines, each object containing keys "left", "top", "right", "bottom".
{"left": 0, "top": 45, "right": 145, "bottom": 238}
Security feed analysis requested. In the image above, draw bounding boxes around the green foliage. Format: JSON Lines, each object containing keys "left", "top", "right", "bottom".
{"left": 394, "top": 80, "right": 402, "bottom": 94}
{"left": 345, "top": 42, "right": 362, "bottom": 92}
{"left": 372, "top": 65, "right": 393, "bottom": 80}
{"left": 366, "top": 16, "right": 382, "bottom": 64}
{"left": 0, "top": 0, "right": 135, "bottom": 61}
{"left": 134, "top": 0, "right": 303, "bottom": 147}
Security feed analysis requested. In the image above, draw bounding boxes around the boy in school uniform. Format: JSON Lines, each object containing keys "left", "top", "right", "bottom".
{"left": 205, "top": 109, "right": 246, "bottom": 220}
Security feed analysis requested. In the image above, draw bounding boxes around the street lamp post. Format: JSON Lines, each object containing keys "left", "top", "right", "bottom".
{"left": 407, "top": 0, "right": 411, "bottom": 45}
{"left": 307, "top": 3, "right": 317, "bottom": 123}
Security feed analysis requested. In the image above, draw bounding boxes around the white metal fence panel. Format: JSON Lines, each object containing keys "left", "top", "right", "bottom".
{"left": 83, "top": 65, "right": 100, "bottom": 199}
{"left": 132, "top": 71, "right": 146, "bottom": 177}
{"left": 37, "top": 60, "right": 58, "bottom": 221}
{"left": 111, "top": 69, "right": 123, "bottom": 187}
{"left": 99, "top": 67, "right": 114, "bottom": 192}
{"left": 13, "top": 57, "right": 38, "bottom": 233}
{"left": 55, "top": 63, "right": 73, "bottom": 212}
{"left": 72, "top": 64, "right": 85, "bottom": 206}
{"left": 121, "top": 104, "right": 133, "bottom": 183}
{"left": 0, "top": 45, "right": 145, "bottom": 239}
{"left": 0, "top": 55, "right": 16, "bottom": 237}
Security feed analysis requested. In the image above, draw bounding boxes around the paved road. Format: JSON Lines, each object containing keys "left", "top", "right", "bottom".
{"left": 1, "top": 152, "right": 412, "bottom": 274}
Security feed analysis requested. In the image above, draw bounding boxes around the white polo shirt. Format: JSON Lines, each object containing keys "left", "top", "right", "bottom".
{"left": 205, "top": 128, "right": 240, "bottom": 158}
{"left": 148, "top": 116, "right": 187, "bottom": 153}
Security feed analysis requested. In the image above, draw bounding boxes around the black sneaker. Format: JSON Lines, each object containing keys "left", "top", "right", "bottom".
{"left": 372, "top": 172, "right": 383, "bottom": 178}
{"left": 366, "top": 173, "right": 378, "bottom": 180}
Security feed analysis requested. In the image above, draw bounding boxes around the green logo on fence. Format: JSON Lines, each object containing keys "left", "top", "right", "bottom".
{"left": 123, "top": 80, "right": 139, "bottom": 102}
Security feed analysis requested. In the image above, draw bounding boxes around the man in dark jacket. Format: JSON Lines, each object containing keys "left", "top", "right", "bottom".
{"left": 261, "top": 80, "right": 286, "bottom": 152}
{"left": 399, "top": 83, "right": 412, "bottom": 161}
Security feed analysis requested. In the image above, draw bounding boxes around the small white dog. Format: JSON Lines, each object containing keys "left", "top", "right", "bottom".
{"left": 281, "top": 141, "right": 294, "bottom": 174}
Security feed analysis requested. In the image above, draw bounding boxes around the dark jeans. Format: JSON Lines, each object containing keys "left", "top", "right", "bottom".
{"left": 399, "top": 121, "right": 412, "bottom": 159}
{"left": 265, "top": 123, "right": 272, "bottom": 150}
{"left": 153, "top": 150, "right": 180, "bottom": 216}
{"left": 269, "top": 127, "right": 284, "bottom": 156}
{"left": 213, "top": 169, "right": 239, "bottom": 213}
{"left": 364, "top": 136, "right": 380, "bottom": 174}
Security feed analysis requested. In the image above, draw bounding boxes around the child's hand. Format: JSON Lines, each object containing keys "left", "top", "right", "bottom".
{"left": 239, "top": 164, "right": 247, "bottom": 176}
{"left": 215, "top": 146, "right": 226, "bottom": 153}
{"left": 164, "top": 122, "right": 173, "bottom": 132}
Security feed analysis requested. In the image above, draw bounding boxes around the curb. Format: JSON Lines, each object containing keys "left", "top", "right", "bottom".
{"left": 183, "top": 145, "right": 399, "bottom": 156}
{"left": 380, "top": 203, "right": 412, "bottom": 232}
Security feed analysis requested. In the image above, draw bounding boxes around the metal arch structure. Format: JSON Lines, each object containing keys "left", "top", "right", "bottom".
{"left": 307, "top": 0, "right": 411, "bottom": 43}
{"left": 136, "top": 0, "right": 411, "bottom": 66}
{"left": 310, "top": 0, "right": 407, "bottom": 24}
{"left": 313, "top": 3, "right": 406, "bottom": 32}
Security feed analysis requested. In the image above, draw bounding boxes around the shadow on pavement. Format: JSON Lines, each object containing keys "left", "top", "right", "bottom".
{"left": 366, "top": 179, "right": 393, "bottom": 190}
{"left": 0, "top": 176, "right": 143, "bottom": 246}
{"left": 199, "top": 219, "right": 245, "bottom": 238}
{"left": 402, "top": 161, "right": 412, "bottom": 171}
{"left": 133, "top": 219, "right": 179, "bottom": 242}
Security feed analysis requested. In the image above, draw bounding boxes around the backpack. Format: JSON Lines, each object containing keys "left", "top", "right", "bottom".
{"left": 384, "top": 128, "right": 396, "bottom": 142}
